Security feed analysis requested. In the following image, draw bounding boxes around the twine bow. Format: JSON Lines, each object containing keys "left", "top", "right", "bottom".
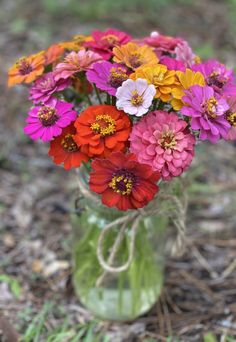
{"left": 76, "top": 172, "right": 188, "bottom": 287}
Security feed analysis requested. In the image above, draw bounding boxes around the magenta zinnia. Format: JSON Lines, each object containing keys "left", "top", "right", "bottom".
{"left": 130, "top": 110, "right": 196, "bottom": 181}
{"left": 24, "top": 100, "right": 77, "bottom": 142}
{"left": 182, "top": 85, "right": 230, "bottom": 143}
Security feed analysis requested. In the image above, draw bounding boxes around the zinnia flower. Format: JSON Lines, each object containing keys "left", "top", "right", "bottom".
{"left": 44, "top": 44, "right": 65, "bottom": 65}
{"left": 29, "top": 72, "right": 71, "bottom": 104}
{"left": 86, "top": 61, "right": 129, "bottom": 96}
{"left": 24, "top": 100, "right": 77, "bottom": 142}
{"left": 130, "top": 64, "right": 176, "bottom": 102}
{"left": 116, "top": 78, "right": 156, "bottom": 117}
{"left": 48, "top": 124, "right": 89, "bottom": 169}
{"left": 113, "top": 42, "right": 158, "bottom": 70}
{"left": 8, "top": 53, "right": 45, "bottom": 87}
{"left": 59, "top": 35, "right": 92, "bottom": 52}
{"left": 74, "top": 105, "right": 131, "bottom": 158}
{"left": 144, "top": 31, "right": 183, "bottom": 57}
{"left": 182, "top": 85, "right": 230, "bottom": 143}
{"left": 85, "top": 28, "right": 131, "bottom": 60}
{"left": 129, "top": 110, "right": 195, "bottom": 181}
{"left": 89, "top": 152, "right": 160, "bottom": 210}
{"left": 192, "top": 59, "right": 236, "bottom": 96}
{"left": 171, "top": 68, "right": 206, "bottom": 110}
{"left": 225, "top": 96, "right": 236, "bottom": 140}
{"left": 54, "top": 50, "right": 102, "bottom": 81}
{"left": 160, "top": 56, "right": 186, "bottom": 72}
{"left": 174, "top": 41, "right": 198, "bottom": 68}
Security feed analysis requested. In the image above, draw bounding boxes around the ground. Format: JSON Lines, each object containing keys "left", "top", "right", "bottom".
{"left": 1, "top": 0, "right": 236, "bottom": 341}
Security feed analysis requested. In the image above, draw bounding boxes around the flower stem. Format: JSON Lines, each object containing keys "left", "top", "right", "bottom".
{"left": 86, "top": 94, "right": 92, "bottom": 106}
{"left": 94, "top": 84, "right": 102, "bottom": 104}
{"left": 112, "top": 96, "right": 116, "bottom": 106}
{"left": 106, "top": 93, "right": 111, "bottom": 105}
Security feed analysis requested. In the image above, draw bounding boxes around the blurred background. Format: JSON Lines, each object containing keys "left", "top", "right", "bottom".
{"left": 1, "top": 0, "right": 236, "bottom": 341}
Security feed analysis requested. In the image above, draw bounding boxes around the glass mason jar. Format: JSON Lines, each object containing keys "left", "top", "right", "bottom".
{"left": 71, "top": 166, "right": 169, "bottom": 321}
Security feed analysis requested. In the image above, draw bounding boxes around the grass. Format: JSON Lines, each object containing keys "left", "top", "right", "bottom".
{"left": 18, "top": 301, "right": 110, "bottom": 342}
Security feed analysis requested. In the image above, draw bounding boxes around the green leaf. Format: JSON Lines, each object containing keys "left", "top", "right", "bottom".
{"left": 203, "top": 332, "right": 218, "bottom": 342}
{"left": 0, "top": 274, "right": 21, "bottom": 299}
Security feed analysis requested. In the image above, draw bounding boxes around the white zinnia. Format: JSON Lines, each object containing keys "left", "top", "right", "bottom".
{"left": 116, "top": 78, "right": 156, "bottom": 117}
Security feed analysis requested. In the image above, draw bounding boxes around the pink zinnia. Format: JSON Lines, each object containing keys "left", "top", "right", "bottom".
{"left": 144, "top": 31, "right": 183, "bottom": 57}
{"left": 182, "top": 85, "right": 230, "bottom": 143}
{"left": 85, "top": 28, "right": 131, "bottom": 60}
{"left": 129, "top": 110, "right": 195, "bottom": 181}
{"left": 86, "top": 61, "right": 129, "bottom": 96}
{"left": 160, "top": 56, "right": 186, "bottom": 72}
{"left": 174, "top": 41, "right": 196, "bottom": 68}
{"left": 54, "top": 50, "right": 102, "bottom": 81}
{"left": 192, "top": 59, "right": 236, "bottom": 96}
{"left": 24, "top": 100, "right": 77, "bottom": 142}
{"left": 225, "top": 96, "right": 236, "bottom": 140}
{"left": 29, "top": 72, "right": 71, "bottom": 104}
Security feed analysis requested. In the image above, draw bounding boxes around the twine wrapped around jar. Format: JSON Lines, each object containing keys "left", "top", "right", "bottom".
{"left": 76, "top": 171, "right": 188, "bottom": 287}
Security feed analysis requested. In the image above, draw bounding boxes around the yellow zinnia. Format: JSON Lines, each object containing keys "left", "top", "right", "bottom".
{"left": 113, "top": 42, "right": 158, "bottom": 70}
{"left": 171, "top": 68, "right": 205, "bottom": 110}
{"left": 130, "top": 64, "right": 176, "bottom": 102}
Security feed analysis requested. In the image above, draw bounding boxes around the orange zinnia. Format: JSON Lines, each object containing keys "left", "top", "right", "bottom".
{"left": 74, "top": 105, "right": 132, "bottom": 158}
{"left": 130, "top": 64, "right": 176, "bottom": 102}
{"left": 48, "top": 124, "right": 89, "bottom": 170}
{"left": 44, "top": 44, "right": 65, "bottom": 65}
{"left": 59, "top": 35, "right": 92, "bottom": 52}
{"left": 113, "top": 42, "right": 158, "bottom": 70}
{"left": 8, "top": 52, "right": 45, "bottom": 87}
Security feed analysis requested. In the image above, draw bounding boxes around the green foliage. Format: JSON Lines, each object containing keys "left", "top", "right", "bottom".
{"left": 19, "top": 301, "right": 110, "bottom": 341}
{"left": 0, "top": 274, "right": 21, "bottom": 299}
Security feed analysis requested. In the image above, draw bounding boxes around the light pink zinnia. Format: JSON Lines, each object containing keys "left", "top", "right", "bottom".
{"left": 129, "top": 110, "right": 195, "bottom": 180}
{"left": 174, "top": 41, "right": 196, "bottom": 68}
{"left": 54, "top": 50, "right": 102, "bottom": 81}
{"left": 116, "top": 78, "right": 156, "bottom": 117}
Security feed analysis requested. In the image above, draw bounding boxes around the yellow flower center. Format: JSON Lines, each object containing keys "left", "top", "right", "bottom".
{"left": 102, "top": 34, "right": 119, "bottom": 45}
{"left": 203, "top": 97, "right": 218, "bottom": 118}
{"left": 61, "top": 134, "right": 79, "bottom": 152}
{"left": 90, "top": 114, "right": 116, "bottom": 136}
{"left": 226, "top": 111, "right": 236, "bottom": 126}
{"left": 109, "top": 67, "right": 128, "bottom": 88}
{"left": 109, "top": 174, "right": 133, "bottom": 195}
{"left": 160, "top": 131, "right": 177, "bottom": 149}
{"left": 131, "top": 91, "right": 143, "bottom": 106}
{"left": 17, "top": 58, "right": 33, "bottom": 75}
{"left": 38, "top": 106, "right": 59, "bottom": 126}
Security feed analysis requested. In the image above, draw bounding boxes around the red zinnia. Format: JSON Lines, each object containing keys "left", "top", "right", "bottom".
{"left": 74, "top": 105, "right": 131, "bottom": 158}
{"left": 48, "top": 124, "right": 89, "bottom": 170}
{"left": 89, "top": 152, "right": 160, "bottom": 211}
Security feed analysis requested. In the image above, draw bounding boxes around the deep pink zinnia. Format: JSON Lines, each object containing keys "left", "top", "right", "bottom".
{"left": 144, "top": 31, "right": 183, "bottom": 57}
{"left": 192, "top": 59, "right": 236, "bottom": 96}
{"left": 86, "top": 61, "right": 129, "bottom": 96}
{"left": 182, "top": 85, "right": 230, "bottom": 143}
{"left": 160, "top": 56, "right": 186, "bottom": 72}
{"left": 54, "top": 50, "right": 102, "bottom": 81}
{"left": 129, "top": 110, "right": 195, "bottom": 181}
{"left": 84, "top": 28, "right": 131, "bottom": 60}
{"left": 29, "top": 72, "right": 71, "bottom": 104}
{"left": 24, "top": 100, "right": 77, "bottom": 142}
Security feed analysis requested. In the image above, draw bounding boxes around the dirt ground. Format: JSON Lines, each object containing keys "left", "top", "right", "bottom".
{"left": 1, "top": 0, "right": 236, "bottom": 341}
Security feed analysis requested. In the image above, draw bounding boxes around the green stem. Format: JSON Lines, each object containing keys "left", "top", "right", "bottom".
{"left": 93, "top": 84, "right": 102, "bottom": 104}
{"left": 106, "top": 93, "right": 111, "bottom": 105}
{"left": 152, "top": 99, "right": 158, "bottom": 111}
{"left": 112, "top": 96, "right": 116, "bottom": 106}
{"left": 158, "top": 100, "right": 165, "bottom": 110}
{"left": 86, "top": 94, "right": 92, "bottom": 106}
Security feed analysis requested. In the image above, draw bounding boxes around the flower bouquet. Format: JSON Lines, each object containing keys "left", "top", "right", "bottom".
{"left": 8, "top": 28, "right": 236, "bottom": 321}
